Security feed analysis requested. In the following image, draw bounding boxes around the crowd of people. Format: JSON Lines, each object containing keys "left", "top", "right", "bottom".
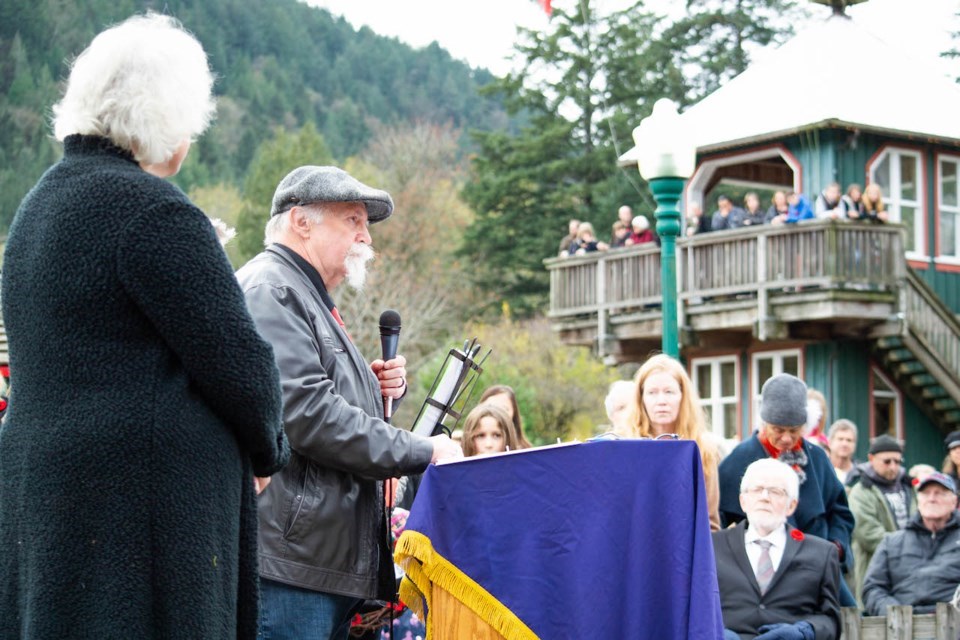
{"left": 688, "top": 182, "right": 888, "bottom": 236}
{"left": 600, "top": 370, "right": 958, "bottom": 639}
{"left": 558, "top": 205, "right": 657, "bottom": 257}
{"left": 558, "top": 182, "right": 888, "bottom": 258}
{"left": 468, "top": 367, "right": 960, "bottom": 638}
{"left": 0, "top": 12, "right": 952, "bottom": 640}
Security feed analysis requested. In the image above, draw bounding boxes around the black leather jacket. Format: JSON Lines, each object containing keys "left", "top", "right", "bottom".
{"left": 237, "top": 246, "right": 434, "bottom": 599}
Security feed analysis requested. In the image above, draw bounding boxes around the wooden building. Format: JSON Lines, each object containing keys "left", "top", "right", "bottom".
{"left": 547, "top": 12, "right": 960, "bottom": 465}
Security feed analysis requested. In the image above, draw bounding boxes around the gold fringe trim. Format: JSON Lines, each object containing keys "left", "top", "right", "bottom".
{"left": 395, "top": 530, "right": 539, "bottom": 640}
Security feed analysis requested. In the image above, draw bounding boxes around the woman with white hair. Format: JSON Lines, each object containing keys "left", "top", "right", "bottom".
{"left": 0, "top": 14, "right": 289, "bottom": 639}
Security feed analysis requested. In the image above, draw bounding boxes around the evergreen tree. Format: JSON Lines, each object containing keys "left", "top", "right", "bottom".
{"left": 664, "top": 0, "right": 804, "bottom": 100}
{"left": 0, "top": 0, "right": 512, "bottom": 237}
{"left": 459, "top": 0, "right": 681, "bottom": 317}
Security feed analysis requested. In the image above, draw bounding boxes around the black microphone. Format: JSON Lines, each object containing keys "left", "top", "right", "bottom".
{"left": 379, "top": 309, "right": 402, "bottom": 422}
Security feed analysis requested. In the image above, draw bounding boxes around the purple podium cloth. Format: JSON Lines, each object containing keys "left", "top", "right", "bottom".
{"left": 403, "top": 439, "right": 724, "bottom": 639}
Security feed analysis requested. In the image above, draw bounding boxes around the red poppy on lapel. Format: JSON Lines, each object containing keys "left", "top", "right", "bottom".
{"left": 790, "top": 529, "right": 804, "bottom": 541}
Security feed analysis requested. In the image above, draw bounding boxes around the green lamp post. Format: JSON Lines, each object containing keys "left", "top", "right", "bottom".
{"left": 632, "top": 98, "right": 696, "bottom": 359}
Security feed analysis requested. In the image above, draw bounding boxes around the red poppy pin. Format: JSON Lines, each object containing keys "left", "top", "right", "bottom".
{"left": 790, "top": 529, "right": 804, "bottom": 541}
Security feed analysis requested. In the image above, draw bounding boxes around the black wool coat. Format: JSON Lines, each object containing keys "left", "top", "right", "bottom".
{"left": 0, "top": 135, "right": 289, "bottom": 639}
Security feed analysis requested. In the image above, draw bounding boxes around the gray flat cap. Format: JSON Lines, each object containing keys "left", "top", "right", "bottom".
{"left": 759, "top": 373, "right": 808, "bottom": 427}
{"left": 270, "top": 165, "right": 394, "bottom": 222}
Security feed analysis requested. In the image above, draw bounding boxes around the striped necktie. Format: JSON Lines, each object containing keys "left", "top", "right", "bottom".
{"left": 755, "top": 539, "right": 774, "bottom": 594}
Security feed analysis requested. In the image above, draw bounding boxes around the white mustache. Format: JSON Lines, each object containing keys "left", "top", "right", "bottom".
{"left": 344, "top": 243, "right": 375, "bottom": 290}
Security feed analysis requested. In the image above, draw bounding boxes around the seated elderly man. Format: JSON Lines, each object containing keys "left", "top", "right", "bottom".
{"left": 714, "top": 458, "right": 841, "bottom": 640}
{"left": 862, "top": 472, "right": 960, "bottom": 615}
{"left": 719, "top": 374, "right": 854, "bottom": 606}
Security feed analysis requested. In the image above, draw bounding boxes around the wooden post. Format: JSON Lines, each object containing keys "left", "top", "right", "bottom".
{"left": 841, "top": 606, "right": 861, "bottom": 640}
{"left": 885, "top": 605, "right": 912, "bottom": 640}
{"left": 596, "top": 254, "right": 607, "bottom": 358}
{"left": 935, "top": 601, "right": 958, "bottom": 640}
{"left": 757, "top": 230, "right": 768, "bottom": 341}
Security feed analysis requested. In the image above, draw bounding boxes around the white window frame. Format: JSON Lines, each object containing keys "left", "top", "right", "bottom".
{"left": 871, "top": 365, "right": 903, "bottom": 441}
{"left": 937, "top": 154, "right": 960, "bottom": 264}
{"left": 868, "top": 147, "right": 925, "bottom": 258}
{"left": 691, "top": 355, "right": 740, "bottom": 441}
{"left": 751, "top": 348, "right": 803, "bottom": 427}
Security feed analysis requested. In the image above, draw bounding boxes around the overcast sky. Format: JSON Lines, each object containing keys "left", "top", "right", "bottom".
{"left": 306, "top": 0, "right": 960, "bottom": 79}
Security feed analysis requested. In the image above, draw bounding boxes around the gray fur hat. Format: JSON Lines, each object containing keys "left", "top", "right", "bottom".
{"left": 759, "top": 373, "right": 808, "bottom": 427}
{"left": 270, "top": 165, "right": 394, "bottom": 222}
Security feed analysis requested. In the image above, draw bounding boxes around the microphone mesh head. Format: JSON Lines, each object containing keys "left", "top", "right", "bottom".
{"left": 379, "top": 309, "right": 401, "bottom": 331}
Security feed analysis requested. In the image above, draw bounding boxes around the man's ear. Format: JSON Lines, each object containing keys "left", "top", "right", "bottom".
{"left": 784, "top": 498, "right": 799, "bottom": 518}
{"left": 289, "top": 207, "right": 311, "bottom": 238}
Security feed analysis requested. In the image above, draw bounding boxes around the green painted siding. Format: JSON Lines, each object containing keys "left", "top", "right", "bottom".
{"left": 696, "top": 340, "right": 946, "bottom": 468}
{"left": 804, "top": 342, "right": 872, "bottom": 454}
{"left": 919, "top": 267, "right": 960, "bottom": 313}
{"left": 903, "top": 401, "right": 948, "bottom": 471}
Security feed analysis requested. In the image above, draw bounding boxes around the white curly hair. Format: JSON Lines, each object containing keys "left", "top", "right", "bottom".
{"left": 52, "top": 12, "right": 216, "bottom": 165}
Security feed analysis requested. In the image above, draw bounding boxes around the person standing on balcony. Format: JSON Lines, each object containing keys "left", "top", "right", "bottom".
{"left": 847, "top": 435, "right": 916, "bottom": 605}
{"left": 841, "top": 184, "right": 865, "bottom": 220}
{"left": 861, "top": 183, "right": 889, "bottom": 223}
{"left": 610, "top": 220, "right": 631, "bottom": 248}
{"left": 737, "top": 192, "right": 767, "bottom": 228}
{"left": 710, "top": 195, "right": 745, "bottom": 232}
{"left": 625, "top": 215, "right": 655, "bottom": 245}
{"left": 558, "top": 218, "right": 580, "bottom": 256}
{"left": 815, "top": 182, "right": 844, "bottom": 219}
{"left": 719, "top": 374, "right": 856, "bottom": 605}
{"left": 765, "top": 190, "right": 791, "bottom": 225}
{"left": 611, "top": 205, "right": 634, "bottom": 244}
{"left": 686, "top": 202, "right": 711, "bottom": 235}
{"left": 570, "top": 222, "right": 608, "bottom": 254}
{"left": 785, "top": 191, "right": 815, "bottom": 223}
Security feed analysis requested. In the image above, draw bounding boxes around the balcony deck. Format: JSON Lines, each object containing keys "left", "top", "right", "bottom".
{"left": 545, "top": 220, "right": 906, "bottom": 360}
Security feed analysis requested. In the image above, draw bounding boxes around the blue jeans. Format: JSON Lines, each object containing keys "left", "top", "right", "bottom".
{"left": 258, "top": 578, "right": 362, "bottom": 640}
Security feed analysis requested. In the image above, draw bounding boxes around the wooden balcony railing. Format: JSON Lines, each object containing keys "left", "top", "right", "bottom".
{"left": 546, "top": 220, "right": 906, "bottom": 323}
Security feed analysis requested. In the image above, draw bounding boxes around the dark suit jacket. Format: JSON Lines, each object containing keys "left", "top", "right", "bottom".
{"left": 713, "top": 522, "right": 841, "bottom": 640}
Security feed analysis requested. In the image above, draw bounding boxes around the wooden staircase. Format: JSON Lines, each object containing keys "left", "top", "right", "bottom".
{"left": 871, "top": 269, "right": 960, "bottom": 431}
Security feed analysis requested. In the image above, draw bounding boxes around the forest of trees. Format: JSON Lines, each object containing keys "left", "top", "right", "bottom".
{"left": 0, "top": 0, "right": 815, "bottom": 441}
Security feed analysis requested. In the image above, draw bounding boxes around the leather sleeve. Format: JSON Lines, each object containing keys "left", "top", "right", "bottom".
{"left": 243, "top": 280, "right": 433, "bottom": 480}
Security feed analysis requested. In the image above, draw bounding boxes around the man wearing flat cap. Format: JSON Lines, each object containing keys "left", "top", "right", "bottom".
{"left": 846, "top": 435, "right": 915, "bottom": 604}
{"left": 719, "top": 374, "right": 855, "bottom": 605}
{"left": 237, "top": 166, "right": 462, "bottom": 639}
{"left": 862, "top": 472, "right": 960, "bottom": 615}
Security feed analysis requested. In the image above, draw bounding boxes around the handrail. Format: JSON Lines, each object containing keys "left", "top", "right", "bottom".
{"left": 903, "top": 269, "right": 960, "bottom": 388}
{"left": 545, "top": 220, "right": 906, "bottom": 320}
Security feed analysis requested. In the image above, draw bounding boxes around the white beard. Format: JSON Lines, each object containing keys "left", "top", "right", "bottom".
{"left": 748, "top": 510, "right": 787, "bottom": 535}
{"left": 344, "top": 243, "right": 375, "bottom": 290}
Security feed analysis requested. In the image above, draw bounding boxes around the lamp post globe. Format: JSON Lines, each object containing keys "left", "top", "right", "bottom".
{"left": 632, "top": 98, "right": 696, "bottom": 359}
